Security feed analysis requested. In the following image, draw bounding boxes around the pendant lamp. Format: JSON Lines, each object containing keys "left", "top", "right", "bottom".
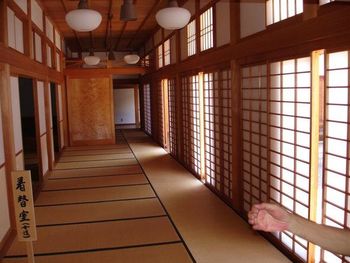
{"left": 120, "top": 0, "right": 137, "bottom": 21}
{"left": 66, "top": 0, "right": 102, "bottom": 32}
{"left": 156, "top": 0, "right": 191, "bottom": 30}
{"left": 124, "top": 54, "right": 140, "bottom": 64}
{"left": 84, "top": 51, "right": 100, "bottom": 66}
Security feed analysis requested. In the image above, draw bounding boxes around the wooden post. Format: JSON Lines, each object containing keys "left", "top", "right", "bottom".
{"left": 11, "top": 171, "right": 37, "bottom": 263}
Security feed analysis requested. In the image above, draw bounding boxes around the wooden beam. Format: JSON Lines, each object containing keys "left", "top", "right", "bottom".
{"left": 0, "top": 44, "right": 64, "bottom": 83}
{"left": 126, "top": 0, "right": 162, "bottom": 49}
{"left": 65, "top": 66, "right": 145, "bottom": 77}
{"left": 105, "top": 0, "right": 113, "bottom": 50}
{"left": 113, "top": 22, "right": 127, "bottom": 51}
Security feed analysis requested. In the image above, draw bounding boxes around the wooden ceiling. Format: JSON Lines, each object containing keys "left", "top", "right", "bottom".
{"left": 41, "top": 0, "right": 176, "bottom": 53}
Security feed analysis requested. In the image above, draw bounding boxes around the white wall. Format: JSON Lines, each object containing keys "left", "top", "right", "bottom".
{"left": 114, "top": 89, "right": 135, "bottom": 124}
{"left": 240, "top": 2, "right": 266, "bottom": 38}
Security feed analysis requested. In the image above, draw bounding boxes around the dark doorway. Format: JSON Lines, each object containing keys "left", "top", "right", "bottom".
{"left": 18, "top": 77, "right": 39, "bottom": 190}
{"left": 50, "top": 82, "right": 59, "bottom": 155}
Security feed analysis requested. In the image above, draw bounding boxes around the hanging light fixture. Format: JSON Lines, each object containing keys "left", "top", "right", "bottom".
{"left": 120, "top": 0, "right": 137, "bottom": 21}
{"left": 124, "top": 54, "right": 140, "bottom": 64}
{"left": 65, "top": 0, "right": 102, "bottom": 32}
{"left": 156, "top": 0, "right": 190, "bottom": 30}
{"left": 84, "top": 51, "right": 100, "bottom": 66}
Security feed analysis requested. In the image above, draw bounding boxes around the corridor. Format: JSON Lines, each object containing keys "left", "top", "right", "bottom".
{"left": 3, "top": 131, "right": 289, "bottom": 263}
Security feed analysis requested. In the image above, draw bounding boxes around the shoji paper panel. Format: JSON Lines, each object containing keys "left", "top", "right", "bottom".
{"left": 322, "top": 50, "right": 350, "bottom": 263}
{"left": 47, "top": 45, "right": 52, "bottom": 67}
{"left": 7, "top": 8, "right": 15, "bottom": 48}
{"left": 14, "top": 0, "right": 27, "bottom": 14}
{"left": 182, "top": 75, "right": 201, "bottom": 176}
{"left": 7, "top": 8, "right": 24, "bottom": 53}
{"left": 45, "top": 17, "right": 54, "bottom": 43}
{"left": 40, "top": 135, "right": 48, "bottom": 175}
{"left": 56, "top": 52, "right": 60, "bottom": 71}
{"left": 143, "top": 84, "right": 152, "bottom": 135}
{"left": 31, "top": 0, "right": 43, "bottom": 31}
{"left": 34, "top": 32, "right": 42, "bottom": 62}
{"left": 55, "top": 30, "right": 61, "bottom": 50}
{"left": 241, "top": 64, "right": 268, "bottom": 212}
{"left": 37, "top": 81, "right": 46, "bottom": 135}
{"left": 240, "top": 2, "right": 266, "bottom": 38}
{"left": 216, "top": 1, "right": 230, "bottom": 47}
{"left": 204, "top": 72, "right": 221, "bottom": 191}
{"left": 168, "top": 79, "right": 177, "bottom": 157}
{"left": 16, "top": 152, "right": 24, "bottom": 170}
{"left": 269, "top": 57, "right": 311, "bottom": 262}
{"left": 157, "top": 82, "right": 164, "bottom": 146}
{"left": 10, "top": 76, "right": 23, "bottom": 154}
{"left": 57, "top": 85, "right": 63, "bottom": 122}
{"left": 14, "top": 16, "right": 24, "bottom": 53}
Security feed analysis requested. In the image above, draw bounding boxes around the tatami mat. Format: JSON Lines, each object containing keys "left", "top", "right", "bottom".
{"left": 35, "top": 184, "right": 155, "bottom": 206}
{"left": 6, "top": 217, "right": 179, "bottom": 257}
{"left": 3, "top": 243, "right": 193, "bottom": 263}
{"left": 60, "top": 148, "right": 132, "bottom": 156}
{"left": 35, "top": 198, "right": 165, "bottom": 226}
{"left": 125, "top": 130, "right": 291, "bottom": 263}
{"left": 54, "top": 158, "right": 138, "bottom": 170}
{"left": 50, "top": 165, "right": 142, "bottom": 179}
{"left": 4, "top": 136, "right": 194, "bottom": 263}
{"left": 58, "top": 152, "right": 134, "bottom": 162}
{"left": 43, "top": 174, "right": 147, "bottom": 190}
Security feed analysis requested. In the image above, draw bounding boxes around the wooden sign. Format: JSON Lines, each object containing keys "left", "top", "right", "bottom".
{"left": 11, "top": 171, "right": 37, "bottom": 242}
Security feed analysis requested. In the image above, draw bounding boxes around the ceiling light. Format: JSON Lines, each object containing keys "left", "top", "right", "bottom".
{"left": 124, "top": 54, "right": 140, "bottom": 64}
{"left": 66, "top": 0, "right": 102, "bottom": 32}
{"left": 156, "top": 0, "right": 191, "bottom": 30}
{"left": 120, "top": 0, "right": 137, "bottom": 21}
{"left": 84, "top": 52, "right": 100, "bottom": 66}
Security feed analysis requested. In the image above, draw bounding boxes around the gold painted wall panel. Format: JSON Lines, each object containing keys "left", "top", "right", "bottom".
{"left": 67, "top": 77, "right": 115, "bottom": 146}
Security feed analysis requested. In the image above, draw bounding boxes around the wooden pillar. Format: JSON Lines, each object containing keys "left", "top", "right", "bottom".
{"left": 0, "top": 0, "right": 8, "bottom": 46}
{"left": 0, "top": 63, "right": 17, "bottom": 234}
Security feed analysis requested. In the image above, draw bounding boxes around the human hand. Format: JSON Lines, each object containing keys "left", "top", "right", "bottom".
{"left": 248, "top": 203, "right": 290, "bottom": 232}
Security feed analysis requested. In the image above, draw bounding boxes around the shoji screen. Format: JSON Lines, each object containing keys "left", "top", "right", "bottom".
{"left": 57, "top": 85, "right": 65, "bottom": 149}
{"left": 321, "top": 50, "right": 349, "bottom": 263}
{"left": 10, "top": 76, "right": 24, "bottom": 170}
{"left": 269, "top": 57, "right": 312, "bottom": 262}
{"left": 168, "top": 79, "right": 177, "bottom": 157}
{"left": 241, "top": 64, "right": 268, "bottom": 212}
{"left": 37, "top": 81, "right": 48, "bottom": 176}
{"left": 182, "top": 75, "right": 201, "bottom": 176}
{"left": 143, "top": 84, "right": 152, "bottom": 135}
{"left": 157, "top": 81, "right": 164, "bottom": 146}
{"left": 204, "top": 69, "right": 233, "bottom": 200}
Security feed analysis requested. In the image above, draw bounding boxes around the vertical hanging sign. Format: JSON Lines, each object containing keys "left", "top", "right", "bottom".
{"left": 12, "top": 171, "right": 37, "bottom": 263}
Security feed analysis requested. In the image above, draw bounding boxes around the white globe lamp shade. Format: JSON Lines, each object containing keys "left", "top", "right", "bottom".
{"left": 156, "top": 7, "right": 190, "bottom": 30}
{"left": 124, "top": 54, "right": 140, "bottom": 64}
{"left": 65, "top": 9, "right": 102, "bottom": 32}
{"left": 84, "top": 55, "right": 100, "bottom": 66}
